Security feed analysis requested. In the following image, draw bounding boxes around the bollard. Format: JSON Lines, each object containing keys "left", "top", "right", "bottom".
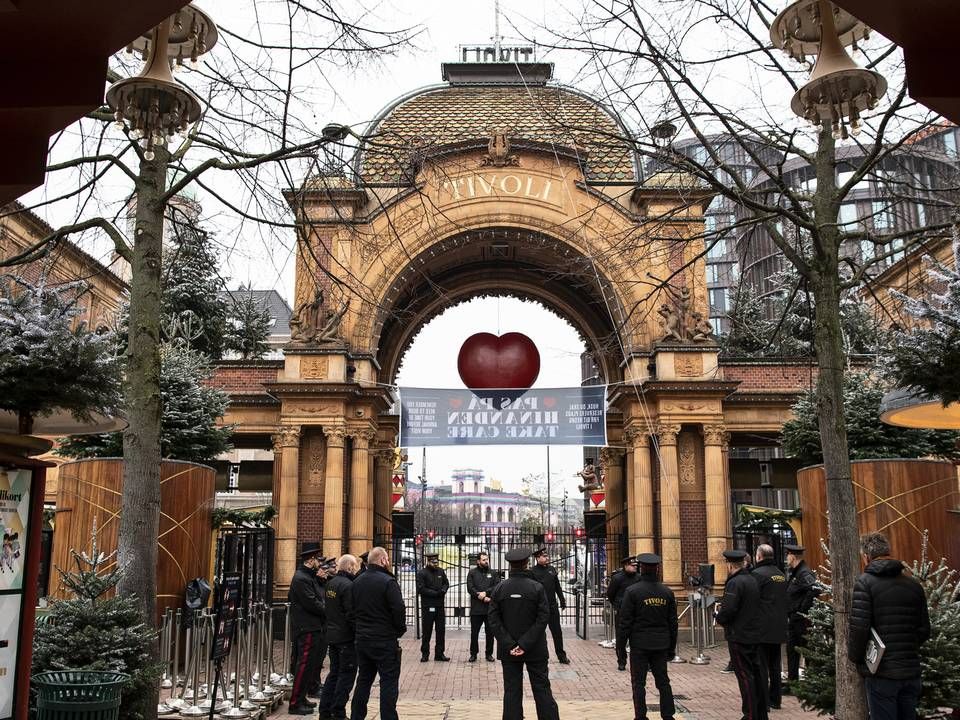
{"left": 181, "top": 610, "right": 206, "bottom": 716}
{"left": 689, "top": 591, "right": 709, "bottom": 665}
{"left": 220, "top": 609, "right": 252, "bottom": 719}
{"left": 160, "top": 609, "right": 173, "bottom": 689}
{"left": 274, "top": 603, "right": 293, "bottom": 688}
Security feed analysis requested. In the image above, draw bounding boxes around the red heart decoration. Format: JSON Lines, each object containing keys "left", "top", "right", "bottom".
{"left": 543, "top": 397, "right": 556, "bottom": 408}
{"left": 449, "top": 397, "right": 463, "bottom": 409}
{"left": 457, "top": 332, "right": 541, "bottom": 390}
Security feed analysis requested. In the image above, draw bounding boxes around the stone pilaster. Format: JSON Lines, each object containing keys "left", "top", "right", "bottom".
{"left": 348, "top": 428, "right": 376, "bottom": 555}
{"left": 628, "top": 429, "right": 655, "bottom": 555}
{"left": 321, "top": 423, "right": 347, "bottom": 557}
{"left": 271, "top": 424, "right": 301, "bottom": 594}
{"left": 374, "top": 446, "right": 396, "bottom": 532}
{"left": 703, "top": 423, "right": 732, "bottom": 584}
{"left": 656, "top": 422, "right": 682, "bottom": 585}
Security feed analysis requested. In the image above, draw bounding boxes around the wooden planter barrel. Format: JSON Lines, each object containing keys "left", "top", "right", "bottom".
{"left": 50, "top": 458, "right": 215, "bottom": 619}
{"left": 797, "top": 459, "right": 960, "bottom": 573}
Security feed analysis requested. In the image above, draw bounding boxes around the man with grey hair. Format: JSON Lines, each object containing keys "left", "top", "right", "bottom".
{"left": 849, "top": 532, "right": 930, "bottom": 720}
{"left": 751, "top": 544, "right": 788, "bottom": 711}
{"left": 319, "top": 554, "right": 359, "bottom": 720}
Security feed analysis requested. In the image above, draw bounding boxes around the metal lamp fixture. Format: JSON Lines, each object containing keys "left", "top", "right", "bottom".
{"left": 650, "top": 119, "right": 679, "bottom": 150}
{"left": 772, "top": 0, "right": 886, "bottom": 140}
{"left": 124, "top": 4, "right": 218, "bottom": 72}
{"left": 770, "top": 0, "right": 870, "bottom": 65}
{"left": 107, "top": 5, "right": 216, "bottom": 160}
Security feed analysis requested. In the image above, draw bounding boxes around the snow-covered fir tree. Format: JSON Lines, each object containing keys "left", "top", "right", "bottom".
{"left": 225, "top": 286, "right": 272, "bottom": 360}
{"left": 719, "top": 284, "right": 775, "bottom": 356}
{"left": 0, "top": 276, "right": 121, "bottom": 434}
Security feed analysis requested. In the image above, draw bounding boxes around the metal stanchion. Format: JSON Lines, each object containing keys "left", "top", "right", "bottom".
{"left": 221, "top": 609, "right": 252, "bottom": 719}
{"left": 165, "top": 610, "right": 187, "bottom": 710}
{"left": 181, "top": 610, "right": 207, "bottom": 716}
{"left": 267, "top": 604, "right": 282, "bottom": 688}
{"left": 238, "top": 609, "right": 258, "bottom": 712}
{"left": 249, "top": 606, "right": 272, "bottom": 704}
{"left": 257, "top": 605, "right": 279, "bottom": 698}
{"left": 273, "top": 603, "right": 292, "bottom": 688}
{"left": 689, "top": 591, "right": 710, "bottom": 665}
{"left": 161, "top": 609, "right": 174, "bottom": 688}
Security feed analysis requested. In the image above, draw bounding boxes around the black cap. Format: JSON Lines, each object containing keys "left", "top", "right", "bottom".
{"left": 532, "top": 547, "right": 547, "bottom": 557}
{"left": 425, "top": 551, "right": 439, "bottom": 559}
{"left": 505, "top": 547, "right": 531, "bottom": 563}
{"left": 723, "top": 549, "right": 748, "bottom": 562}
{"left": 784, "top": 544, "right": 805, "bottom": 554}
{"left": 637, "top": 553, "right": 661, "bottom": 565}
{"left": 300, "top": 542, "right": 321, "bottom": 559}
{"left": 360, "top": 551, "right": 369, "bottom": 562}
{"left": 622, "top": 555, "right": 638, "bottom": 566}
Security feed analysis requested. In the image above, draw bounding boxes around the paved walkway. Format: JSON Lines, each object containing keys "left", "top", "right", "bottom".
{"left": 273, "top": 630, "right": 816, "bottom": 719}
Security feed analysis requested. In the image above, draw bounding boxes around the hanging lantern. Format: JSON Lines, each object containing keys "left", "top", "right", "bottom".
{"left": 124, "top": 4, "right": 218, "bottom": 72}
{"left": 457, "top": 332, "right": 541, "bottom": 390}
{"left": 772, "top": 0, "right": 886, "bottom": 140}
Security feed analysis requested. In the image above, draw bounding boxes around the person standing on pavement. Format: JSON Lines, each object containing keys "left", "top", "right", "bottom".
{"left": 618, "top": 553, "right": 677, "bottom": 720}
{"left": 716, "top": 549, "right": 767, "bottom": 720}
{"left": 607, "top": 555, "right": 640, "bottom": 670}
{"left": 849, "top": 532, "right": 930, "bottom": 720}
{"left": 488, "top": 548, "right": 560, "bottom": 720}
{"left": 783, "top": 544, "right": 819, "bottom": 691}
{"left": 349, "top": 546, "right": 406, "bottom": 720}
{"left": 287, "top": 543, "right": 327, "bottom": 715}
{"left": 416, "top": 551, "right": 450, "bottom": 661}
{"left": 751, "top": 544, "right": 789, "bottom": 711}
{"left": 319, "top": 554, "right": 359, "bottom": 720}
{"left": 307, "top": 557, "right": 337, "bottom": 699}
{"left": 467, "top": 551, "right": 499, "bottom": 662}
{"left": 530, "top": 547, "right": 570, "bottom": 664}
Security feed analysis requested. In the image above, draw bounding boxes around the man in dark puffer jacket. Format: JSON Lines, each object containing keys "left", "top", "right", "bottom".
{"left": 849, "top": 532, "right": 930, "bottom": 720}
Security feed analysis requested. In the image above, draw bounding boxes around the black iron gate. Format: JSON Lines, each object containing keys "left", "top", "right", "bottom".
{"left": 215, "top": 526, "right": 275, "bottom": 611}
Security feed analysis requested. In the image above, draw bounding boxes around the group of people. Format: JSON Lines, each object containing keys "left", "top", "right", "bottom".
{"left": 286, "top": 543, "right": 572, "bottom": 720}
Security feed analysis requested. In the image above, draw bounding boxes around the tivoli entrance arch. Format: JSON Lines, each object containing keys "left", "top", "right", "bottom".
{"left": 221, "top": 60, "right": 797, "bottom": 596}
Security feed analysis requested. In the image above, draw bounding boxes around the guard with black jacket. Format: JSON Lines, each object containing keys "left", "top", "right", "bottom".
{"left": 716, "top": 549, "right": 767, "bottom": 720}
{"left": 530, "top": 547, "right": 570, "bottom": 663}
{"left": 751, "top": 544, "right": 789, "bottom": 711}
{"left": 607, "top": 555, "right": 640, "bottom": 670}
{"left": 466, "top": 551, "right": 499, "bottom": 662}
{"left": 784, "top": 544, "right": 819, "bottom": 688}
{"left": 618, "top": 553, "right": 677, "bottom": 720}
{"left": 348, "top": 547, "right": 406, "bottom": 720}
{"left": 488, "top": 547, "right": 560, "bottom": 720}
{"left": 416, "top": 551, "right": 450, "bottom": 661}
{"left": 848, "top": 532, "right": 930, "bottom": 720}
{"left": 318, "top": 554, "right": 358, "bottom": 720}
{"left": 287, "top": 542, "right": 327, "bottom": 715}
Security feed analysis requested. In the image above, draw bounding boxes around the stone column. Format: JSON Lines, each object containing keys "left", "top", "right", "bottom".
{"left": 600, "top": 446, "right": 625, "bottom": 562}
{"left": 374, "top": 447, "right": 396, "bottom": 534}
{"left": 322, "top": 424, "right": 347, "bottom": 557}
{"left": 271, "top": 424, "right": 301, "bottom": 593}
{"left": 631, "top": 430, "right": 655, "bottom": 555}
{"left": 703, "top": 423, "right": 732, "bottom": 584}
{"left": 348, "top": 428, "right": 376, "bottom": 555}
{"left": 656, "top": 423, "right": 682, "bottom": 585}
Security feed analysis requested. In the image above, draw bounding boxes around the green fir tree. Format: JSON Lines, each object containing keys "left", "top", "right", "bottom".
{"left": 225, "top": 286, "right": 272, "bottom": 360}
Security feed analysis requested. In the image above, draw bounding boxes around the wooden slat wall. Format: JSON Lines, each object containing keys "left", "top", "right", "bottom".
{"left": 797, "top": 459, "right": 960, "bottom": 575}
{"left": 51, "top": 458, "right": 215, "bottom": 620}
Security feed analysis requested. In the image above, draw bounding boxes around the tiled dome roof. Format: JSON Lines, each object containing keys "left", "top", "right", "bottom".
{"left": 356, "top": 84, "right": 637, "bottom": 185}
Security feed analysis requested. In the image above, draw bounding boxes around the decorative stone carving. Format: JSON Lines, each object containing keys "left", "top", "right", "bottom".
{"left": 289, "top": 287, "right": 349, "bottom": 345}
{"left": 655, "top": 422, "right": 681, "bottom": 446}
{"left": 322, "top": 424, "right": 347, "bottom": 446}
{"left": 657, "top": 303, "right": 684, "bottom": 342}
{"left": 271, "top": 425, "right": 301, "bottom": 450}
{"left": 308, "top": 434, "right": 325, "bottom": 487}
{"left": 624, "top": 426, "right": 651, "bottom": 448}
{"left": 663, "top": 403, "right": 707, "bottom": 413}
{"left": 702, "top": 423, "right": 730, "bottom": 447}
{"left": 600, "top": 446, "right": 625, "bottom": 467}
{"left": 690, "top": 311, "right": 714, "bottom": 342}
{"left": 656, "top": 286, "right": 715, "bottom": 344}
{"left": 300, "top": 357, "right": 329, "bottom": 380}
{"left": 316, "top": 300, "right": 350, "bottom": 343}
{"left": 675, "top": 354, "right": 703, "bottom": 377}
{"left": 481, "top": 128, "right": 519, "bottom": 167}
{"left": 349, "top": 427, "right": 377, "bottom": 446}
{"left": 678, "top": 432, "right": 697, "bottom": 486}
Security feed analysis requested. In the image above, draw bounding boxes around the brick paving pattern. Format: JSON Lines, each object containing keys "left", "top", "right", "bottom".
{"left": 273, "top": 630, "right": 818, "bottom": 719}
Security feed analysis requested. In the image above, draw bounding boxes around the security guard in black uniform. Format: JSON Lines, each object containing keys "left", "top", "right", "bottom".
{"left": 416, "top": 551, "right": 450, "bottom": 661}
{"left": 607, "top": 555, "right": 640, "bottom": 670}
{"left": 784, "top": 544, "right": 819, "bottom": 690}
{"left": 618, "top": 553, "right": 677, "bottom": 720}
{"left": 716, "top": 549, "right": 767, "bottom": 720}
{"left": 287, "top": 543, "right": 326, "bottom": 715}
{"left": 489, "top": 548, "right": 560, "bottom": 720}
{"left": 530, "top": 547, "right": 570, "bottom": 663}
{"left": 466, "top": 551, "right": 499, "bottom": 662}
{"left": 751, "top": 544, "right": 789, "bottom": 710}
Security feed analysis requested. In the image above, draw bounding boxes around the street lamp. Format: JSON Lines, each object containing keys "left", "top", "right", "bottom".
{"left": 650, "top": 119, "right": 679, "bottom": 150}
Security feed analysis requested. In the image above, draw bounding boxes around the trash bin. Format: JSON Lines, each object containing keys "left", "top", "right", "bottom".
{"left": 33, "top": 670, "right": 128, "bottom": 720}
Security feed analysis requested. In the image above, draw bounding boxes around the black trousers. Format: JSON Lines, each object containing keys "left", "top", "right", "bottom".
{"left": 786, "top": 626, "right": 806, "bottom": 681}
{"left": 420, "top": 605, "right": 445, "bottom": 658}
{"left": 350, "top": 640, "right": 401, "bottom": 720}
{"left": 614, "top": 606, "right": 628, "bottom": 665}
{"left": 470, "top": 614, "right": 494, "bottom": 657}
{"left": 307, "top": 637, "right": 329, "bottom": 696}
{"left": 500, "top": 659, "right": 560, "bottom": 720}
{"left": 629, "top": 649, "right": 676, "bottom": 720}
{"left": 759, "top": 642, "right": 782, "bottom": 708}
{"left": 728, "top": 641, "right": 768, "bottom": 720}
{"left": 547, "top": 606, "right": 565, "bottom": 658}
{"left": 289, "top": 630, "right": 322, "bottom": 706}
{"left": 319, "top": 641, "right": 357, "bottom": 718}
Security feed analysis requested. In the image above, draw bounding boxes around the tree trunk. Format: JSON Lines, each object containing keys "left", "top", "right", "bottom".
{"left": 117, "top": 147, "right": 167, "bottom": 720}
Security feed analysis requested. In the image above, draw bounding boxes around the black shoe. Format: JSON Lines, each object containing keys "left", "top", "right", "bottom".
{"left": 618, "top": 662, "right": 626, "bottom": 671}
{"left": 469, "top": 655, "right": 477, "bottom": 662}
{"left": 288, "top": 703, "right": 315, "bottom": 715}
{"left": 721, "top": 663, "right": 734, "bottom": 674}
{"left": 420, "top": 655, "right": 429, "bottom": 662}
{"left": 317, "top": 712, "right": 333, "bottom": 720}
{"left": 434, "top": 655, "right": 451, "bottom": 662}
{"left": 770, "top": 704, "right": 781, "bottom": 710}
{"left": 303, "top": 699, "right": 317, "bottom": 707}
{"left": 558, "top": 655, "right": 571, "bottom": 664}
{"left": 485, "top": 654, "right": 495, "bottom": 662}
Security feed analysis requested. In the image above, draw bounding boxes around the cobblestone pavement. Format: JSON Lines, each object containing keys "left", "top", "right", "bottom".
{"left": 274, "top": 630, "right": 817, "bottom": 719}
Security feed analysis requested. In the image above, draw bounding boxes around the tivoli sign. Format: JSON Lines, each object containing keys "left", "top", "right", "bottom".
{"left": 439, "top": 173, "right": 559, "bottom": 206}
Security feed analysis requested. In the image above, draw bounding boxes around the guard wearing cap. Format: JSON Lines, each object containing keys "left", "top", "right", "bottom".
{"left": 716, "top": 549, "right": 767, "bottom": 720}
{"left": 489, "top": 548, "right": 560, "bottom": 720}
{"left": 416, "top": 551, "right": 450, "bottom": 661}
{"left": 619, "top": 553, "right": 677, "bottom": 720}
{"left": 784, "top": 544, "right": 820, "bottom": 690}
{"left": 287, "top": 542, "right": 327, "bottom": 714}
{"left": 306, "top": 556, "right": 337, "bottom": 698}
{"left": 751, "top": 544, "right": 789, "bottom": 710}
{"left": 607, "top": 555, "right": 640, "bottom": 670}
{"left": 530, "top": 547, "right": 570, "bottom": 663}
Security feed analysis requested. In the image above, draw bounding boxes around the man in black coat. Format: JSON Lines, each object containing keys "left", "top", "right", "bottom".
{"left": 716, "top": 549, "right": 767, "bottom": 720}
{"left": 488, "top": 548, "right": 560, "bottom": 720}
{"left": 416, "top": 551, "right": 450, "bottom": 661}
{"left": 287, "top": 543, "right": 327, "bottom": 715}
{"left": 784, "top": 544, "right": 819, "bottom": 689}
{"left": 607, "top": 555, "right": 639, "bottom": 670}
{"left": 618, "top": 553, "right": 678, "bottom": 720}
{"left": 848, "top": 532, "right": 930, "bottom": 720}
{"left": 348, "top": 546, "right": 406, "bottom": 720}
{"left": 751, "top": 544, "right": 789, "bottom": 710}
{"left": 318, "top": 554, "right": 358, "bottom": 720}
{"left": 530, "top": 547, "right": 570, "bottom": 663}
{"left": 466, "top": 551, "right": 499, "bottom": 662}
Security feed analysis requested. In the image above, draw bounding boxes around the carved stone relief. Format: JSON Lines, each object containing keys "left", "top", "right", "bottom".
{"left": 301, "top": 356, "right": 328, "bottom": 380}
{"left": 678, "top": 432, "right": 697, "bottom": 487}
{"left": 675, "top": 354, "right": 703, "bottom": 377}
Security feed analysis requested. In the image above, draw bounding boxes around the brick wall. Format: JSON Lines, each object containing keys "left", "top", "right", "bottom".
{"left": 679, "top": 500, "right": 707, "bottom": 576}
{"left": 298, "top": 502, "right": 324, "bottom": 545}
{"left": 721, "top": 361, "right": 817, "bottom": 392}
{"left": 209, "top": 362, "right": 282, "bottom": 393}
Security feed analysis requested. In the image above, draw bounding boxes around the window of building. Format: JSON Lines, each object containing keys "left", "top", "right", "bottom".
{"left": 497, "top": 507, "right": 503, "bottom": 522}
{"left": 944, "top": 132, "right": 957, "bottom": 158}
{"left": 872, "top": 201, "right": 894, "bottom": 231}
{"left": 459, "top": 481, "right": 464, "bottom": 493}
{"left": 838, "top": 203, "right": 858, "bottom": 227}
{"left": 508, "top": 508, "right": 515, "bottom": 523}
{"left": 710, "top": 317, "right": 723, "bottom": 335}
{"left": 917, "top": 204, "right": 927, "bottom": 226}
{"left": 707, "top": 237, "right": 727, "bottom": 259}
{"left": 709, "top": 287, "right": 729, "bottom": 311}
{"left": 706, "top": 264, "right": 721, "bottom": 284}
{"left": 485, "top": 507, "right": 492, "bottom": 522}
{"left": 692, "top": 145, "right": 709, "bottom": 165}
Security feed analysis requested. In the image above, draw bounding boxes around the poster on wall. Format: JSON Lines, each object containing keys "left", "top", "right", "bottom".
{"left": 0, "top": 469, "right": 30, "bottom": 592}
{"left": 0, "top": 593, "right": 22, "bottom": 720}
